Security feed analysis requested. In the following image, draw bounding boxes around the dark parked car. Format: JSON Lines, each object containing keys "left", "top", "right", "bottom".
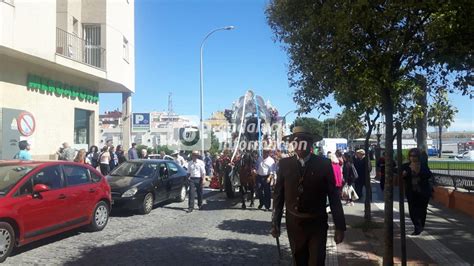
{"left": 0, "top": 161, "right": 111, "bottom": 263}
{"left": 107, "top": 160, "right": 188, "bottom": 214}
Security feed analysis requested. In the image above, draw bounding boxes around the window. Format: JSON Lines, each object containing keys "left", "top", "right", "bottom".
{"left": 73, "top": 17, "right": 79, "bottom": 36}
{"left": 32, "top": 166, "right": 64, "bottom": 190}
{"left": 89, "top": 170, "right": 102, "bottom": 183}
{"left": 83, "top": 24, "right": 102, "bottom": 67}
{"left": 123, "top": 37, "right": 129, "bottom": 62}
{"left": 158, "top": 163, "right": 168, "bottom": 179}
{"left": 74, "top": 108, "right": 91, "bottom": 145}
{"left": 167, "top": 162, "right": 179, "bottom": 175}
{"left": 137, "top": 163, "right": 158, "bottom": 177}
{"left": 63, "top": 165, "right": 90, "bottom": 186}
{"left": 16, "top": 179, "right": 33, "bottom": 197}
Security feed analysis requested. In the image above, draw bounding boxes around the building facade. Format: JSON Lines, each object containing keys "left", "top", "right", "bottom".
{"left": 0, "top": 0, "right": 135, "bottom": 159}
{"left": 99, "top": 111, "right": 194, "bottom": 149}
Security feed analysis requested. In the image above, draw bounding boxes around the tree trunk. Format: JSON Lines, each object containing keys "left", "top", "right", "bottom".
{"left": 438, "top": 124, "right": 443, "bottom": 158}
{"left": 416, "top": 86, "right": 428, "bottom": 153}
{"left": 383, "top": 91, "right": 394, "bottom": 265}
{"left": 396, "top": 122, "right": 407, "bottom": 266}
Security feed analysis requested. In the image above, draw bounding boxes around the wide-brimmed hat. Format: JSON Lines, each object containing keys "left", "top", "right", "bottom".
{"left": 191, "top": 150, "right": 200, "bottom": 156}
{"left": 283, "top": 126, "right": 321, "bottom": 142}
{"left": 171, "top": 150, "right": 179, "bottom": 156}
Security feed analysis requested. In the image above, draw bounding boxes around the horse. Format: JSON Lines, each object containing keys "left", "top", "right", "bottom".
{"left": 236, "top": 153, "right": 256, "bottom": 209}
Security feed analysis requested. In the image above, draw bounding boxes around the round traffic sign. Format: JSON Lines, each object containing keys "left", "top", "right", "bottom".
{"left": 17, "top": 112, "right": 36, "bottom": 137}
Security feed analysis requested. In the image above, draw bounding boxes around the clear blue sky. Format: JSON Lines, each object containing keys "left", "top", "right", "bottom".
{"left": 99, "top": 0, "right": 474, "bottom": 132}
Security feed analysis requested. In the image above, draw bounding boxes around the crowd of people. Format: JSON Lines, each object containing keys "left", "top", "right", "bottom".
{"left": 12, "top": 133, "right": 433, "bottom": 262}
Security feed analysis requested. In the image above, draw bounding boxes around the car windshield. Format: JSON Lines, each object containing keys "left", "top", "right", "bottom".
{"left": 109, "top": 162, "right": 156, "bottom": 178}
{"left": 0, "top": 165, "right": 36, "bottom": 196}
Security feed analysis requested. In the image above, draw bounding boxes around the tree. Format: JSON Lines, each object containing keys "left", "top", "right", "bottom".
{"left": 267, "top": 1, "right": 472, "bottom": 263}
{"left": 428, "top": 90, "right": 458, "bottom": 158}
{"left": 209, "top": 131, "right": 221, "bottom": 155}
{"left": 290, "top": 117, "right": 325, "bottom": 138}
{"left": 339, "top": 110, "right": 366, "bottom": 140}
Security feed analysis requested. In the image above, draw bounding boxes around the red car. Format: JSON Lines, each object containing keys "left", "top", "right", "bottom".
{"left": 0, "top": 161, "right": 112, "bottom": 262}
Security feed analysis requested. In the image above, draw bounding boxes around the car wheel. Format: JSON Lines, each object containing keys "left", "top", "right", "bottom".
{"left": 176, "top": 185, "right": 187, "bottom": 202}
{"left": 139, "top": 193, "right": 154, "bottom": 215}
{"left": 88, "top": 201, "right": 110, "bottom": 232}
{"left": 0, "top": 222, "right": 15, "bottom": 263}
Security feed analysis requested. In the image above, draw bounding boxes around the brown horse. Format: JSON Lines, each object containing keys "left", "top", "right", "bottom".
{"left": 237, "top": 153, "right": 256, "bottom": 209}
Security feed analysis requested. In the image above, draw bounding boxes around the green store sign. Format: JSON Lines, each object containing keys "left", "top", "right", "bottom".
{"left": 27, "top": 74, "right": 99, "bottom": 103}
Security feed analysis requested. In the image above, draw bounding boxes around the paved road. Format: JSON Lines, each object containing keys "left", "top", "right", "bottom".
{"left": 5, "top": 189, "right": 292, "bottom": 265}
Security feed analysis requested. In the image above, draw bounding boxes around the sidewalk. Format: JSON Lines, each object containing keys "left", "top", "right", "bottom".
{"left": 331, "top": 180, "right": 474, "bottom": 265}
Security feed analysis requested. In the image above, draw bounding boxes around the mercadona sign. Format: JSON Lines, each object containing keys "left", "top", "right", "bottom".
{"left": 26, "top": 74, "right": 99, "bottom": 103}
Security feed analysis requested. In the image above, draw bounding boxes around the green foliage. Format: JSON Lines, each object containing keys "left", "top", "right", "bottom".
{"left": 428, "top": 90, "right": 458, "bottom": 129}
{"left": 155, "top": 145, "right": 173, "bottom": 155}
{"left": 209, "top": 131, "right": 221, "bottom": 155}
{"left": 290, "top": 117, "right": 325, "bottom": 138}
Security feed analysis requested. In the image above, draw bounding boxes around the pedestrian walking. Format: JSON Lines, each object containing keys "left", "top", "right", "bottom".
{"left": 140, "top": 148, "right": 149, "bottom": 159}
{"left": 99, "top": 146, "right": 111, "bottom": 175}
{"left": 272, "top": 126, "right": 345, "bottom": 265}
{"left": 204, "top": 151, "right": 213, "bottom": 177}
{"left": 128, "top": 143, "right": 138, "bottom": 160}
{"left": 14, "top": 140, "right": 32, "bottom": 160}
{"left": 330, "top": 153, "right": 344, "bottom": 199}
{"left": 403, "top": 148, "right": 433, "bottom": 235}
{"left": 353, "top": 149, "right": 371, "bottom": 201}
{"left": 116, "top": 145, "right": 127, "bottom": 164}
{"left": 255, "top": 148, "right": 275, "bottom": 211}
{"left": 57, "top": 142, "right": 76, "bottom": 161}
{"left": 187, "top": 150, "right": 206, "bottom": 213}
{"left": 342, "top": 153, "right": 358, "bottom": 206}
{"left": 172, "top": 151, "right": 186, "bottom": 168}
{"left": 109, "top": 145, "right": 119, "bottom": 170}
{"left": 74, "top": 149, "right": 89, "bottom": 164}
{"left": 86, "top": 145, "right": 99, "bottom": 168}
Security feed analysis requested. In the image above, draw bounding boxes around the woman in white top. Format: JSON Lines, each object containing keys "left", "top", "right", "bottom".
{"left": 99, "top": 146, "right": 111, "bottom": 175}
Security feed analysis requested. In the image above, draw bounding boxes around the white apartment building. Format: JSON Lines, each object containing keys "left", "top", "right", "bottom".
{"left": 0, "top": 0, "right": 135, "bottom": 159}
{"left": 99, "top": 111, "right": 195, "bottom": 148}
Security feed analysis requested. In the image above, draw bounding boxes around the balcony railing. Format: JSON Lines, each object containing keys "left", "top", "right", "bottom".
{"left": 0, "top": 0, "right": 14, "bottom": 6}
{"left": 56, "top": 28, "right": 106, "bottom": 70}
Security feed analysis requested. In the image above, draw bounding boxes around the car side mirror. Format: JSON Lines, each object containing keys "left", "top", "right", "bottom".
{"left": 33, "top": 184, "right": 50, "bottom": 194}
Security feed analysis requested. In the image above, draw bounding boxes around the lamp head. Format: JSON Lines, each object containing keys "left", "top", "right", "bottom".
{"left": 224, "top": 26, "right": 235, "bottom": 30}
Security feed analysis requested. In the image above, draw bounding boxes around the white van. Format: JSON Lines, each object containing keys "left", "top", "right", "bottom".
{"left": 317, "top": 138, "right": 348, "bottom": 155}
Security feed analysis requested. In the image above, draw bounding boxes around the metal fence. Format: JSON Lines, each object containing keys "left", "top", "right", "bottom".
{"left": 56, "top": 28, "right": 106, "bottom": 70}
{"left": 430, "top": 160, "right": 474, "bottom": 191}
{"left": 429, "top": 160, "right": 474, "bottom": 178}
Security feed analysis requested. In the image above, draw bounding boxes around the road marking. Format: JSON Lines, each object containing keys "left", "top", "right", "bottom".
{"left": 374, "top": 202, "right": 470, "bottom": 266}
{"left": 326, "top": 222, "right": 339, "bottom": 266}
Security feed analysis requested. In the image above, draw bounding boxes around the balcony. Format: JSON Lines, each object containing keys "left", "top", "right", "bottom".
{"left": 56, "top": 28, "right": 106, "bottom": 70}
{"left": 0, "top": 0, "right": 14, "bottom": 6}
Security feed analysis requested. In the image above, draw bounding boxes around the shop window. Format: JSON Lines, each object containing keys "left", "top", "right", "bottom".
{"left": 74, "top": 109, "right": 92, "bottom": 145}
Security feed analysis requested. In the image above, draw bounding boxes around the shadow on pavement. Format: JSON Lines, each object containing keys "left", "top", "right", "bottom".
{"left": 10, "top": 229, "right": 82, "bottom": 257}
{"left": 217, "top": 219, "right": 272, "bottom": 236}
{"left": 63, "top": 236, "right": 292, "bottom": 265}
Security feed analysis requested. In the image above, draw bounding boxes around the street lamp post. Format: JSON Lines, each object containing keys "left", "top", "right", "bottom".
{"left": 200, "top": 26, "right": 235, "bottom": 156}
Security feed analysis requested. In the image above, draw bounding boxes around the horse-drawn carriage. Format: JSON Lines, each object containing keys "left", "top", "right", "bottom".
{"left": 221, "top": 90, "right": 281, "bottom": 208}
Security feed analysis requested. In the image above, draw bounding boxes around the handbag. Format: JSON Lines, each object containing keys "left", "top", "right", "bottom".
{"left": 341, "top": 184, "right": 350, "bottom": 200}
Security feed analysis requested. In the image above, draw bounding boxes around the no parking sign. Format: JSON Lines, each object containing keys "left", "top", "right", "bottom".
{"left": 17, "top": 112, "right": 36, "bottom": 137}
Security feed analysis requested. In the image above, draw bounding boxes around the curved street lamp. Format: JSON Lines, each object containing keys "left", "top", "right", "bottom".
{"left": 200, "top": 26, "right": 235, "bottom": 156}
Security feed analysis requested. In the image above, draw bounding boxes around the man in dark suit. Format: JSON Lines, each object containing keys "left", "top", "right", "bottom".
{"left": 271, "top": 126, "right": 346, "bottom": 265}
